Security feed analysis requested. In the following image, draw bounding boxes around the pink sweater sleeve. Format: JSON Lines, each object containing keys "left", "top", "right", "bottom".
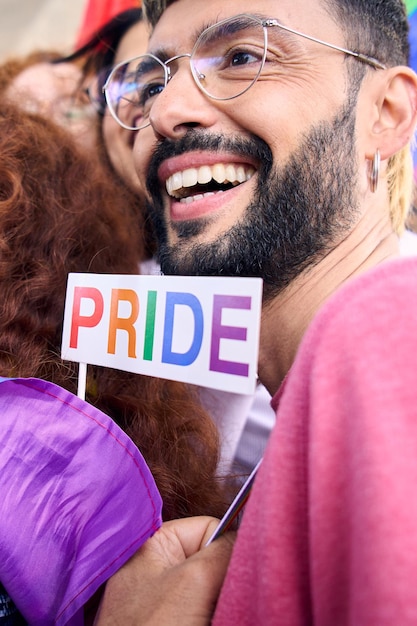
{"left": 214, "top": 257, "right": 417, "bottom": 626}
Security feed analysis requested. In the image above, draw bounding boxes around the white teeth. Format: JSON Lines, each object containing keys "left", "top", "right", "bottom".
{"left": 182, "top": 168, "right": 198, "bottom": 188}
{"left": 225, "top": 164, "right": 237, "bottom": 182}
{"left": 236, "top": 165, "right": 246, "bottom": 183}
{"left": 212, "top": 163, "right": 226, "bottom": 183}
{"left": 166, "top": 163, "right": 255, "bottom": 198}
{"left": 197, "top": 165, "right": 212, "bottom": 185}
{"left": 179, "top": 191, "right": 217, "bottom": 204}
{"left": 167, "top": 171, "right": 183, "bottom": 194}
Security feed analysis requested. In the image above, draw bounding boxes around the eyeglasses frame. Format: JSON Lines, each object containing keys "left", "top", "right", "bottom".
{"left": 102, "top": 13, "right": 386, "bottom": 131}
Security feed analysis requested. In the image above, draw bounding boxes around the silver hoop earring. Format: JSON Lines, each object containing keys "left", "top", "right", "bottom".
{"left": 370, "top": 149, "right": 380, "bottom": 193}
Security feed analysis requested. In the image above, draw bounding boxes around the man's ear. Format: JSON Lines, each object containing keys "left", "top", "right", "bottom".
{"left": 367, "top": 66, "right": 417, "bottom": 160}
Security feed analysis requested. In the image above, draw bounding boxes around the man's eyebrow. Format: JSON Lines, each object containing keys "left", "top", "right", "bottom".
{"left": 149, "top": 13, "right": 297, "bottom": 61}
{"left": 197, "top": 14, "right": 264, "bottom": 45}
{"left": 195, "top": 14, "right": 275, "bottom": 43}
{"left": 147, "top": 16, "right": 228, "bottom": 61}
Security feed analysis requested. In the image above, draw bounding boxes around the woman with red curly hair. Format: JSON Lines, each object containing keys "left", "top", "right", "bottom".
{"left": 0, "top": 100, "right": 232, "bottom": 624}
{"left": 0, "top": 101, "right": 230, "bottom": 521}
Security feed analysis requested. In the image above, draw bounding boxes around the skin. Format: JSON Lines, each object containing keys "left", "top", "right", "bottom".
{"left": 102, "top": 20, "right": 150, "bottom": 192}
{"left": 98, "top": 0, "right": 417, "bottom": 623}
{"left": 8, "top": 62, "right": 97, "bottom": 151}
{"left": 135, "top": 0, "right": 361, "bottom": 244}
{"left": 94, "top": 517, "right": 235, "bottom": 625}
{"left": 133, "top": 0, "right": 417, "bottom": 393}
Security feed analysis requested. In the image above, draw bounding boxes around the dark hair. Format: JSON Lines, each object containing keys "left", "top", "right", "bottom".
{"left": 56, "top": 7, "right": 157, "bottom": 260}
{"left": 143, "top": 0, "right": 410, "bottom": 67}
{"left": 58, "top": 8, "right": 144, "bottom": 114}
{"left": 0, "top": 101, "right": 231, "bottom": 521}
{"left": 324, "top": 0, "right": 409, "bottom": 67}
{"left": 64, "top": 8, "right": 143, "bottom": 67}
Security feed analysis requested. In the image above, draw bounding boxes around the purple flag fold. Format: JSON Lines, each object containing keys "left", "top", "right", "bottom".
{"left": 0, "top": 377, "right": 162, "bottom": 625}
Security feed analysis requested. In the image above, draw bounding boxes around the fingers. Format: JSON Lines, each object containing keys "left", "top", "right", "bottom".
{"left": 162, "top": 515, "right": 224, "bottom": 556}
{"left": 94, "top": 517, "right": 235, "bottom": 626}
{"left": 187, "top": 530, "right": 236, "bottom": 601}
{"left": 125, "top": 516, "right": 222, "bottom": 570}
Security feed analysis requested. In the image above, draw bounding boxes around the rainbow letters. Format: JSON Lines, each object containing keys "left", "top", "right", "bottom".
{"left": 61, "top": 273, "right": 263, "bottom": 394}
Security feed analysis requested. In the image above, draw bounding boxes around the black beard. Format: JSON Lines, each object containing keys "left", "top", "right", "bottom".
{"left": 145, "top": 102, "right": 358, "bottom": 301}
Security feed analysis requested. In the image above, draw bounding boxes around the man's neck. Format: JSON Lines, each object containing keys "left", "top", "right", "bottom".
{"left": 258, "top": 210, "right": 400, "bottom": 396}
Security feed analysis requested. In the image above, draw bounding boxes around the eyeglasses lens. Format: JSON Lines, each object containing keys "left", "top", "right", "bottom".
{"left": 104, "top": 15, "right": 267, "bottom": 130}
{"left": 191, "top": 15, "right": 266, "bottom": 100}
{"left": 105, "top": 56, "right": 167, "bottom": 130}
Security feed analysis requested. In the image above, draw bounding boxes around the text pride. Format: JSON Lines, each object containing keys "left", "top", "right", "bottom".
{"left": 61, "top": 273, "right": 263, "bottom": 394}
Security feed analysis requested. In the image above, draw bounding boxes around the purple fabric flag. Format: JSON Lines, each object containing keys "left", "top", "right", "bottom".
{"left": 0, "top": 377, "right": 162, "bottom": 625}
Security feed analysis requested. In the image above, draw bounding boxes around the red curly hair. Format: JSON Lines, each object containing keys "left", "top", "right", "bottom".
{"left": 0, "top": 102, "right": 232, "bottom": 520}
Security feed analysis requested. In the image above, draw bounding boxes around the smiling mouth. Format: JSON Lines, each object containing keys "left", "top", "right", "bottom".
{"left": 165, "top": 163, "right": 255, "bottom": 204}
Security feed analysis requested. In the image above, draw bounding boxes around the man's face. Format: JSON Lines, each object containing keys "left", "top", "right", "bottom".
{"left": 134, "top": 0, "right": 361, "bottom": 296}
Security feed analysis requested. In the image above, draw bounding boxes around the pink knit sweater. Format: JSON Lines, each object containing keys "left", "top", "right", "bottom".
{"left": 214, "top": 257, "right": 417, "bottom": 625}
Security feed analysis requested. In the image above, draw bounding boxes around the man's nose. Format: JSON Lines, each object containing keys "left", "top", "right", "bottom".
{"left": 148, "top": 56, "right": 218, "bottom": 139}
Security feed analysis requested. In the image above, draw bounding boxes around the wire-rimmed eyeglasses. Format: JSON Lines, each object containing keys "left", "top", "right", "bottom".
{"left": 102, "top": 12, "right": 386, "bottom": 131}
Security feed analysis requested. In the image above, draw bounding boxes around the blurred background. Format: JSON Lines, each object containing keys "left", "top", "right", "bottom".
{"left": 0, "top": 0, "right": 137, "bottom": 60}
{"left": 0, "top": 0, "right": 86, "bottom": 59}
{"left": 1, "top": 0, "right": 416, "bottom": 61}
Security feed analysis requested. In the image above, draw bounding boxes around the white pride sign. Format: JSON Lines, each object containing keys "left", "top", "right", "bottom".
{"left": 61, "top": 273, "right": 263, "bottom": 394}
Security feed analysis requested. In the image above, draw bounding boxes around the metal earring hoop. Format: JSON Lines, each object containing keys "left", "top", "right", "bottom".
{"left": 370, "top": 149, "right": 380, "bottom": 193}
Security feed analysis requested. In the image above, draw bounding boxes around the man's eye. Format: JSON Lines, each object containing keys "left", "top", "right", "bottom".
{"left": 230, "top": 50, "right": 260, "bottom": 67}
